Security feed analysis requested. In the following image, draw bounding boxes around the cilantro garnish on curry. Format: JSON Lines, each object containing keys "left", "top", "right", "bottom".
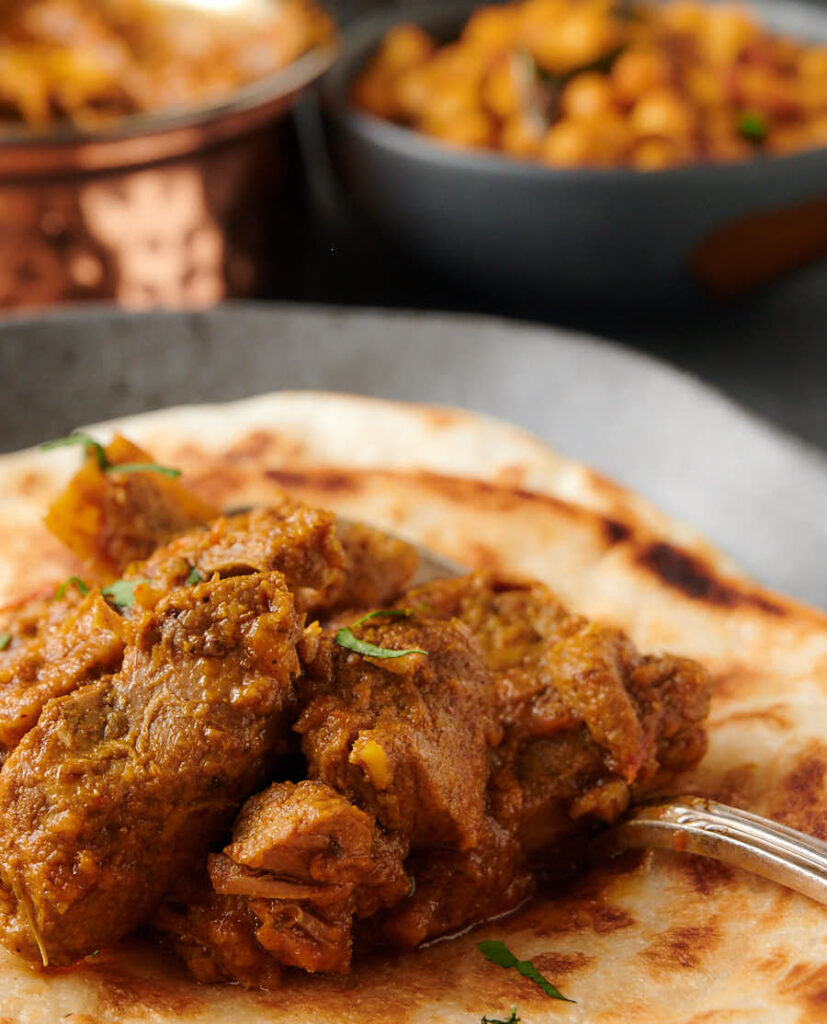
{"left": 0, "top": 431, "right": 711, "bottom": 1000}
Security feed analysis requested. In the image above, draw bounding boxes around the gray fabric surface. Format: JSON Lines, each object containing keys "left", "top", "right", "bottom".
{"left": 0, "top": 304, "right": 824, "bottom": 606}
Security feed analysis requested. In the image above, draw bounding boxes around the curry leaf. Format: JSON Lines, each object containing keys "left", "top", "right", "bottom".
{"left": 102, "top": 579, "right": 146, "bottom": 610}
{"left": 0, "top": 633, "right": 11, "bottom": 651}
{"left": 335, "top": 608, "right": 426, "bottom": 660}
{"left": 56, "top": 576, "right": 90, "bottom": 599}
{"left": 186, "top": 567, "right": 204, "bottom": 585}
{"left": 477, "top": 941, "right": 575, "bottom": 1003}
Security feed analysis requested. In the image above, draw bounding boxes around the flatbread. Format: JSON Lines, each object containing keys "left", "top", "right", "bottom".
{"left": 0, "top": 391, "right": 825, "bottom": 1024}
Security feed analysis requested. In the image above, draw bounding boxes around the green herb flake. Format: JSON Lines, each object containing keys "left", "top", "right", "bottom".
{"left": 41, "top": 432, "right": 108, "bottom": 470}
{"left": 40, "top": 432, "right": 180, "bottom": 477}
{"left": 481, "top": 1009, "right": 520, "bottom": 1024}
{"left": 56, "top": 576, "right": 91, "bottom": 600}
{"left": 186, "top": 567, "right": 204, "bottom": 585}
{"left": 0, "top": 633, "right": 11, "bottom": 652}
{"left": 106, "top": 462, "right": 181, "bottom": 478}
{"left": 334, "top": 609, "right": 427, "bottom": 660}
{"left": 90, "top": 949, "right": 101, "bottom": 958}
{"left": 737, "top": 110, "right": 768, "bottom": 141}
{"left": 101, "top": 579, "right": 146, "bottom": 610}
{"left": 477, "top": 941, "right": 575, "bottom": 1004}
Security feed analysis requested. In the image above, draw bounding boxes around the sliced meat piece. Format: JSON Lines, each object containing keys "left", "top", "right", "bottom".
{"left": 333, "top": 521, "right": 419, "bottom": 611}
{"left": 629, "top": 653, "right": 711, "bottom": 785}
{"left": 403, "top": 573, "right": 710, "bottom": 845}
{"left": 222, "top": 779, "right": 377, "bottom": 884}
{"left": 157, "top": 780, "right": 409, "bottom": 980}
{"left": 0, "top": 572, "right": 302, "bottom": 967}
{"left": 543, "top": 621, "right": 650, "bottom": 783}
{"left": 155, "top": 883, "right": 283, "bottom": 988}
{"left": 44, "top": 434, "right": 217, "bottom": 579}
{"left": 297, "top": 617, "right": 499, "bottom": 850}
{"left": 130, "top": 506, "right": 347, "bottom": 615}
{"left": 0, "top": 590, "right": 125, "bottom": 756}
{"left": 250, "top": 897, "right": 354, "bottom": 974}
{"left": 376, "top": 815, "right": 532, "bottom": 950}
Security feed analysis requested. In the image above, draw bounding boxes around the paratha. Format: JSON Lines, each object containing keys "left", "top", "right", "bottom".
{"left": 0, "top": 391, "right": 824, "bottom": 1024}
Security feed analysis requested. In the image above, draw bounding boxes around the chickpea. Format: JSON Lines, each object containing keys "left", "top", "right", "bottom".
{"left": 658, "top": 1, "right": 706, "bottom": 36}
{"left": 611, "top": 48, "right": 672, "bottom": 106}
{"left": 684, "top": 64, "right": 729, "bottom": 109}
{"left": 793, "top": 75, "right": 827, "bottom": 115}
{"left": 378, "top": 24, "right": 435, "bottom": 72}
{"left": 630, "top": 87, "right": 695, "bottom": 140}
{"left": 462, "top": 4, "right": 520, "bottom": 51}
{"left": 631, "top": 137, "right": 687, "bottom": 170}
{"left": 425, "top": 44, "right": 491, "bottom": 95}
{"left": 500, "top": 112, "right": 544, "bottom": 157}
{"left": 393, "top": 63, "right": 436, "bottom": 120}
{"left": 704, "top": 125, "right": 753, "bottom": 162}
{"left": 422, "top": 108, "right": 495, "bottom": 148}
{"left": 735, "top": 65, "right": 795, "bottom": 117}
{"left": 560, "top": 72, "right": 615, "bottom": 119}
{"left": 765, "top": 124, "right": 809, "bottom": 156}
{"left": 351, "top": 68, "right": 396, "bottom": 119}
{"left": 806, "top": 112, "right": 827, "bottom": 146}
{"left": 518, "top": 0, "right": 569, "bottom": 47}
{"left": 700, "top": 6, "right": 759, "bottom": 65}
{"left": 420, "top": 76, "right": 482, "bottom": 124}
{"left": 590, "top": 109, "right": 634, "bottom": 160}
{"left": 797, "top": 46, "right": 827, "bottom": 80}
{"left": 540, "top": 118, "right": 602, "bottom": 166}
{"left": 482, "top": 52, "right": 526, "bottom": 120}
{"left": 530, "top": 7, "right": 620, "bottom": 75}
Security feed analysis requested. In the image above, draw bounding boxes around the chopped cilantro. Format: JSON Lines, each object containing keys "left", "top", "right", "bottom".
{"left": 101, "top": 579, "right": 146, "bottom": 610}
{"left": 481, "top": 1009, "right": 520, "bottom": 1024}
{"left": 334, "top": 609, "right": 426, "bottom": 660}
{"left": 56, "top": 576, "right": 90, "bottom": 599}
{"left": 738, "top": 110, "right": 768, "bottom": 142}
{"left": 40, "top": 433, "right": 180, "bottom": 477}
{"left": 477, "top": 941, "right": 575, "bottom": 1003}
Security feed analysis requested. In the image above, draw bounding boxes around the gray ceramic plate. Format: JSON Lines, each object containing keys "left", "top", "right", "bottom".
{"left": 1, "top": 304, "right": 824, "bottom": 606}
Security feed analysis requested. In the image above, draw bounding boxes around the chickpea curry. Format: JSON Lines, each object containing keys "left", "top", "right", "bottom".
{"left": 352, "top": 0, "right": 827, "bottom": 170}
{"left": 0, "top": 434, "right": 711, "bottom": 986}
{"left": 0, "top": 0, "right": 333, "bottom": 132}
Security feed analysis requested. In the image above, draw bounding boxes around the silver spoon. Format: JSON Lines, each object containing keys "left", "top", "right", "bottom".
{"left": 384, "top": 523, "right": 827, "bottom": 906}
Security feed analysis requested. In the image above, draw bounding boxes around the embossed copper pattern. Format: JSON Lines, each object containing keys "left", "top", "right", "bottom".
{"left": 0, "top": 45, "right": 336, "bottom": 311}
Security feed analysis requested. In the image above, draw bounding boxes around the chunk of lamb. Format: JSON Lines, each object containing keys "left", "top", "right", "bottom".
{"left": 0, "top": 572, "right": 302, "bottom": 967}
{"left": 0, "top": 502, "right": 349, "bottom": 761}
{"left": 297, "top": 616, "right": 500, "bottom": 850}
{"left": 376, "top": 574, "right": 711, "bottom": 944}
{"left": 44, "top": 434, "right": 217, "bottom": 579}
{"left": 332, "top": 521, "right": 419, "bottom": 611}
{"left": 0, "top": 589, "right": 125, "bottom": 758}
{"left": 404, "top": 573, "right": 711, "bottom": 841}
{"left": 157, "top": 781, "right": 409, "bottom": 980}
{"left": 130, "top": 506, "right": 348, "bottom": 614}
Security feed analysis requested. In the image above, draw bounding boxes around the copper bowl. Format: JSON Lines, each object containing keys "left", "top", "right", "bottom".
{"left": 0, "top": 42, "right": 338, "bottom": 312}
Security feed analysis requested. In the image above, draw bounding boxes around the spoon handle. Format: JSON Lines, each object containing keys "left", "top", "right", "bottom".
{"left": 600, "top": 796, "right": 827, "bottom": 905}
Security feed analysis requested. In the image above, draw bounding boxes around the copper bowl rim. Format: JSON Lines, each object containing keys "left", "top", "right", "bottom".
{"left": 0, "top": 40, "right": 338, "bottom": 180}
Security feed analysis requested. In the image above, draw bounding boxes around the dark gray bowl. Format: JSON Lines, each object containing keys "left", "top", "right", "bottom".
{"left": 321, "top": 0, "right": 827, "bottom": 307}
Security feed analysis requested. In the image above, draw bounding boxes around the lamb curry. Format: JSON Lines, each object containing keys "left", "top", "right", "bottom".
{"left": 0, "top": 434, "right": 711, "bottom": 987}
